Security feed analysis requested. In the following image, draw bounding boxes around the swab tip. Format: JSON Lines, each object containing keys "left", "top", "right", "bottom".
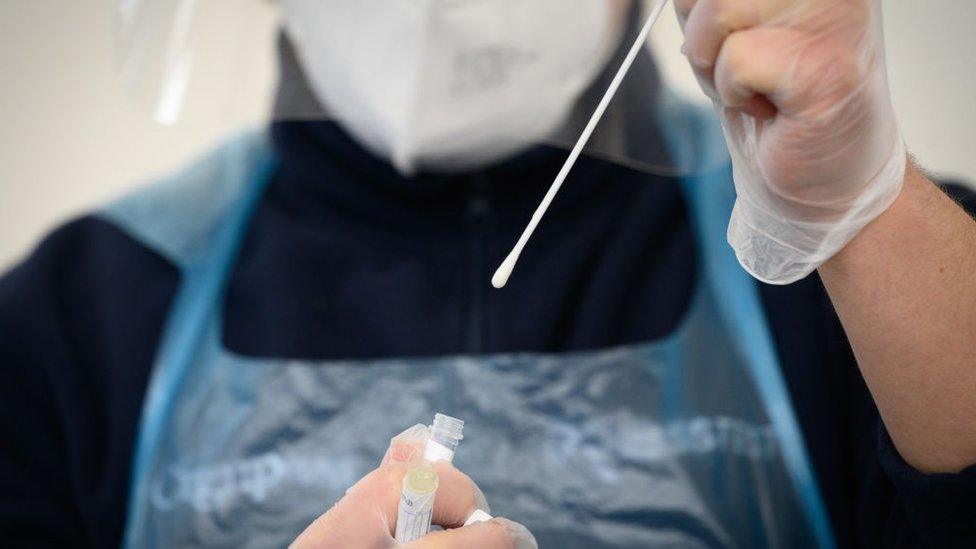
{"left": 491, "top": 266, "right": 511, "bottom": 289}
{"left": 491, "top": 253, "right": 518, "bottom": 289}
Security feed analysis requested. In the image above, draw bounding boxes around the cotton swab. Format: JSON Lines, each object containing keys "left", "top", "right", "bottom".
{"left": 491, "top": 0, "right": 671, "bottom": 289}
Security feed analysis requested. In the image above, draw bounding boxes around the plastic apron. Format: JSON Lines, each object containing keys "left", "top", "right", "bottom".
{"left": 102, "top": 111, "right": 835, "bottom": 549}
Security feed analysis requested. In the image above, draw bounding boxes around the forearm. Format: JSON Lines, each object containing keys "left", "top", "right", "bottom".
{"left": 819, "top": 160, "right": 976, "bottom": 473}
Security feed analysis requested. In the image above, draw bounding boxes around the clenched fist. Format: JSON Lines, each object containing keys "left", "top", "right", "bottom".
{"left": 677, "top": 0, "right": 906, "bottom": 283}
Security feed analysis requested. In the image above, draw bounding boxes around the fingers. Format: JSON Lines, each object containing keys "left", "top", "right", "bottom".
{"left": 713, "top": 26, "right": 799, "bottom": 111}
{"left": 678, "top": 0, "right": 809, "bottom": 117}
{"left": 429, "top": 464, "right": 490, "bottom": 529}
{"left": 296, "top": 423, "right": 498, "bottom": 548}
{"left": 676, "top": 0, "right": 799, "bottom": 25}
{"left": 379, "top": 423, "right": 489, "bottom": 525}
{"left": 673, "top": 0, "right": 697, "bottom": 24}
{"left": 406, "top": 518, "right": 537, "bottom": 549}
{"left": 344, "top": 461, "right": 490, "bottom": 537}
{"left": 334, "top": 466, "right": 408, "bottom": 536}
{"left": 682, "top": 0, "right": 762, "bottom": 69}
{"left": 381, "top": 423, "right": 429, "bottom": 467}
{"left": 291, "top": 469, "right": 397, "bottom": 548}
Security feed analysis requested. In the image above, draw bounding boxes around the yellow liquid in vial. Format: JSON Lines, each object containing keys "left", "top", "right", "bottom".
{"left": 405, "top": 462, "right": 438, "bottom": 494}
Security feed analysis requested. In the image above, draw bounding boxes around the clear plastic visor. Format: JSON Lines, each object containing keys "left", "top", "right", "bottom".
{"left": 116, "top": 0, "right": 727, "bottom": 177}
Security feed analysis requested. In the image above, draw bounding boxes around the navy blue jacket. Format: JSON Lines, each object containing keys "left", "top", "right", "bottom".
{"left": 2, "top": 121, "right": 975, "bottom": 547}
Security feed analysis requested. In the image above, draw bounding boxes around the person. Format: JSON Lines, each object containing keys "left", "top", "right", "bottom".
{"left": 1, "top": 0, "right": 975, "bottom": 547}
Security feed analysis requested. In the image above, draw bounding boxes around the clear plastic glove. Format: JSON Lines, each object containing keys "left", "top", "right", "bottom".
{"left": 290, "top": 425, "right": 537, "bottom": 549}
{"left": 676, "top": 0, "right": 907, "bottom": 284}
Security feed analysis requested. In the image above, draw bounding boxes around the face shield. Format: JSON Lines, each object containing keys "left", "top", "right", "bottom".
{"left": 116, "top": 0, "right": 726, "bottom": 179}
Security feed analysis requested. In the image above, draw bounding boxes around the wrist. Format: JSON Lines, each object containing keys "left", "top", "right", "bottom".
{"left": 729, "top": 140, "right": 907, "bottom": 285}
{"left": 822, "top": 158, "right": 924, "bottom": 275}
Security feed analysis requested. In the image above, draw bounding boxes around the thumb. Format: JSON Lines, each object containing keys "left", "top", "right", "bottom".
{"left": 405, "top": 518, "right": 537, "bottom": 549}
{"left": 381, "top": 423, "right": 429, "bottom": 466}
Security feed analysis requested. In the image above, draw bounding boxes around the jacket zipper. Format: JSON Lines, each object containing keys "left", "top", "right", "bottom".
{"left": 465, "top": 174, "right": 491, "bottom": 355}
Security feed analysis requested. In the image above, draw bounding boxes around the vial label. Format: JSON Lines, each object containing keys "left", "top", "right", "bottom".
{"left": 395, "top": 487, "right": 436, "bottom": 542}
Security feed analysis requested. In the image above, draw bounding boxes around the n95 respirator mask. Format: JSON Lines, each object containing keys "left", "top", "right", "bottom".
{"left": 281, "top": 0, "right": 627, "bottom": 175}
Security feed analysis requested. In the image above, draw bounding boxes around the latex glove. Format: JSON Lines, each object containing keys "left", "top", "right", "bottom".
{"left": 290, "top": 425, "right": 537, "bottom": 549}
{"left": 676, "top": 0, "right": 907, "bottom": 284}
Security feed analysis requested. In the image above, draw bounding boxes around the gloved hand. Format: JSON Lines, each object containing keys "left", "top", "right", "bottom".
{"left": 290, "top": 425, "right": 537, "bottom": 549}
{"left": 676, "top": 0, "right": 907, "bottom": 284}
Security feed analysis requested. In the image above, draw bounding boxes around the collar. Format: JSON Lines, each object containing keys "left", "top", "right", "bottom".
{"left": 267, "top": 120, "right": 614, "bottom": 234}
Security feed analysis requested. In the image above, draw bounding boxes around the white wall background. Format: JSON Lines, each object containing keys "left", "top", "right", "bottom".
{"left": 1, "top": 0, "right": 974, "bottom": 271}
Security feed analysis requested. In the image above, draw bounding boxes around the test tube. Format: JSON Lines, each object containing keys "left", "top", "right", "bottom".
{"left": 425, "top": 413, "right": 464, "bottom": 462}
{"left": 394, "top": 413, "right": 465, "bottom": 543}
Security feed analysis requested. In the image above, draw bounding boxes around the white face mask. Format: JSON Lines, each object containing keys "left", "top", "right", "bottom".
{"left": 281, "top": 0, "right": 627, "bottom": 175}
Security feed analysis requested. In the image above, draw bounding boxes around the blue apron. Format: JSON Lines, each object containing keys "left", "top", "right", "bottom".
{"left": 102, "top": 120, "right": 834, "bottom": 548}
